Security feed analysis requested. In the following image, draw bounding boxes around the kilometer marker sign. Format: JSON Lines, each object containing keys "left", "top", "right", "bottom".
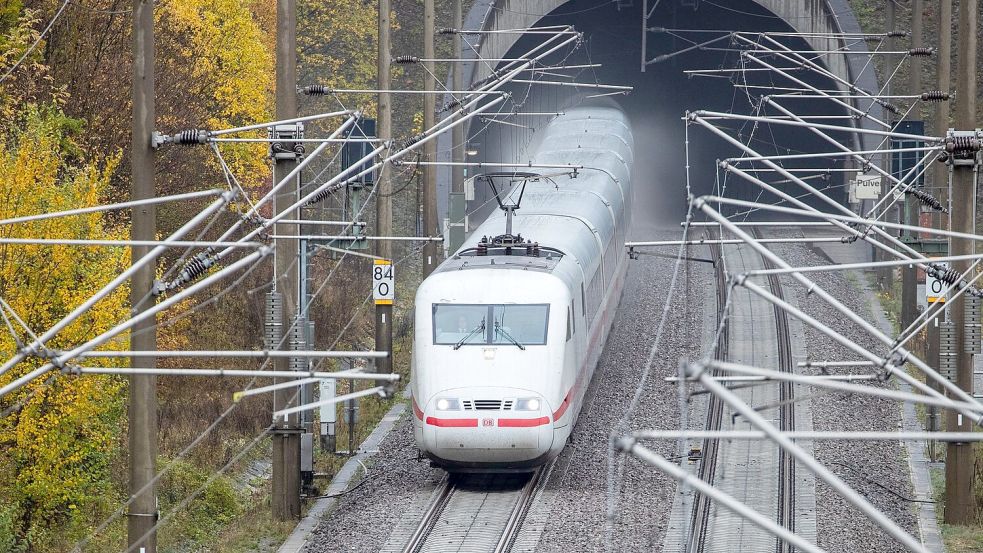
{"left": 926, "top": 261, "right": 947, "bottom": 304}
{"left": 373, "top": 259, "right": 394, "bottom": 305}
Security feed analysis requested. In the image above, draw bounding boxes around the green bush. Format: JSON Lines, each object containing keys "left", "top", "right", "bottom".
{"left": 159, "top": 458, "right": 243, "bottom": 545}
{"left": 0, "top": 504, "right": 26, "bottom": 553}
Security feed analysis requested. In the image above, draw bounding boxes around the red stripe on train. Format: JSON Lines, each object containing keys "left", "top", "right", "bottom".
{"left": 552, "top": 393, "right": 572, "bottom": 420}
{"left": 553, "top": 257, "right": 626, "bottom": 422}
{"left": 426, "top": 416, "right": 479, "bottom": 427}
{"left": 498, "top": 416, "right": 552, "bottom": 427}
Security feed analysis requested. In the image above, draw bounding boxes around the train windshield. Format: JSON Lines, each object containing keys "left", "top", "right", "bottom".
{"left": 433, "top": 304, "right": 550, "bottom": 346}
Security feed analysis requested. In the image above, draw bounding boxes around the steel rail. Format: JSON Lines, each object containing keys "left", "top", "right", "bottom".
{"left": 761, "top": 229, "right": 796, "bottom": 553}
{"left": 690, "top": 363, "right": 926, "bottom": 552}
{"left": 621, "top": 440, "right": 825, "bottom": 553}
{"left": 402, "top": 467, "right": 545, "bottom": 553}
{"left": 401, "top": 477, "right": 454, "bottom": 553}
{"left": 695, "top": 200, "right": 983, "bottom": 428}
{"left": 689, "top": 237, "right": 727, "bottom": 553}
{"left": 493, "top": 467, "right": 545, "bottom": 553}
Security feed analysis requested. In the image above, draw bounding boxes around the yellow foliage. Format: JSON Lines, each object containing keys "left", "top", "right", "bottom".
{"left": 298, "top": 0, "right": 391, "bottom": 118}
{"left": 159, "top": 0, "right": 274, "bottom": 192}
{"left": 0, "top": 105, "right": 129, "bottom": 546}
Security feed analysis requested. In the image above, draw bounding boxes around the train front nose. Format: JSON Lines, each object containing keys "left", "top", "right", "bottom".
{"left": 420, "top": 387, "right": 554, "bottom": 468}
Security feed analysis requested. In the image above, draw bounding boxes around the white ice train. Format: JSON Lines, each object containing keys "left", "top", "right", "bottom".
{"left": 411, "top": 102, "right": 633, "bottom": 470}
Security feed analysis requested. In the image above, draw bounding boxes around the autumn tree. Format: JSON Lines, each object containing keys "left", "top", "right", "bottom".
{"left": 0, "top": 104, "right": 129, "bottom": 551}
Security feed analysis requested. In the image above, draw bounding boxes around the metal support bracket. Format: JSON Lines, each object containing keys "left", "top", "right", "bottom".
{"left": 899, "top": 237, "right": 949, "bottom": 255}
{"left": 942, "top": 129, "right": 983, "bottom": 167}
{"left": 270, "top": 123, "right": 306, "bottom": 160}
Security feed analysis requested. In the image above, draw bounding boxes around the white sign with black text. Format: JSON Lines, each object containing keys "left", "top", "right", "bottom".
{"left": 853, "top": 173, "right": 882, "bottom": 200}
{"left": 373, "top": 259, "right": 394, "bottom": 305}
{"left": 926, "top": 261, "right": 948, "bottom": 304}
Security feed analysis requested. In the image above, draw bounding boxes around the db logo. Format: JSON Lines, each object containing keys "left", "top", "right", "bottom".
{"left": 482, "top": 418, "right": 495, "bottom": 427}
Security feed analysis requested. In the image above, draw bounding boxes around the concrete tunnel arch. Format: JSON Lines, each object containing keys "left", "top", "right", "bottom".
{"left": 436, "top": 0, "right": 883, "bottom": 232}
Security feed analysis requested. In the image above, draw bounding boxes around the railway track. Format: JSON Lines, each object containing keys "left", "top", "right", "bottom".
{"left": 688, "top": 236, "right": 728, "bottom": 552}
{"left": 761, "top": 235, "right": 796, "bottom": 553}
{"left": 689, "top": 231, "right": 796, "bottom": 552}
{"left": 401, "top": 466, "right": 546, "bottom": 553}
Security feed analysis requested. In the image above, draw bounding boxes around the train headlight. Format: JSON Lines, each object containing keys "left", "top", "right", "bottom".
{"left": 515, "top": 398, "right": 541, "bottom": 411}
{"left": 435, "top": 398, "right": 461, "bottom": 411}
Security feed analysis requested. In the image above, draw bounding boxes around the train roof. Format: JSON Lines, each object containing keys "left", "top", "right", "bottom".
{"left": 436, "top": 102, "right": 633, "bottom": 281}
{"left": 435, "top": 250, "right": 564, "bottom": 274}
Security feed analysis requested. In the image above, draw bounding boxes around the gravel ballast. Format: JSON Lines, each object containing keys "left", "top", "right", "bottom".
{"left": 301, "top": 225, "right": 707, "bottom": 552}
{"left": 301, "top": 235, "right": 921, "bottom": 553}
{"left": 532, "top": 228, "right": 711, "bottom": 551}
{"left": 774, "top": 243, "right": 919, "bottom": 552}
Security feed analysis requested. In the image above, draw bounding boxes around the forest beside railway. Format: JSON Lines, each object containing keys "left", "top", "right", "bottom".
{"left": 0, "top": 0, "right": 460, "bottom": 550}
{"left": 848, "top": 1, "right": 983, "bottom": 550}
{"left": 1, "top": 0, "right": 982, "bottom": 551}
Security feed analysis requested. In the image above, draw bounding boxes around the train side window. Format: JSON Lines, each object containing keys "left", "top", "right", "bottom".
{"left": 566, "top": 306, "right": 572, "bottom": 341}
{"left": 570, "top": 299, "right": 576, "bottom": 335}
{"left": 580, "top": 284, "right": 586, "bottom": 316}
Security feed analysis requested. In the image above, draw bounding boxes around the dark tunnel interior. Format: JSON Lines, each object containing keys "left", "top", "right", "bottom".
{"left": 464, "top": 1, "right": 860, "bottom": 237}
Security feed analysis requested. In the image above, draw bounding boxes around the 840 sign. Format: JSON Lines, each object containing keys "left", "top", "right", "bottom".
{"left": 926, "top": 261, "right": 947, "bottom": 304}
{"left": 373, "top": 259, "right": 394, "bottom": 305}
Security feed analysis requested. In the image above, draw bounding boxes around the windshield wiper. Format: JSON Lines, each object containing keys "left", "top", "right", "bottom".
{"left": 494, "top": 322, "right": 526, "bottom": 350}
{"left": 453, "top": 319, "right": 485, "bottom": 350}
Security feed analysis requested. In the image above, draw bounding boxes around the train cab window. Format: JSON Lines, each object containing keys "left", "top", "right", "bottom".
{"left": 491, "top": 304, "right": 549, "bottom": 346}
{"left": 432, "top": 303, "right": 550, "bottom": 346}
{"left": 432, "top": 304, "right": 488, "bottom": 346}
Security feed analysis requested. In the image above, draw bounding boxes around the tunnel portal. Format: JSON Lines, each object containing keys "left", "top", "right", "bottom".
{"left": 438, "top": 0, "right": 881, "bottom": 230}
